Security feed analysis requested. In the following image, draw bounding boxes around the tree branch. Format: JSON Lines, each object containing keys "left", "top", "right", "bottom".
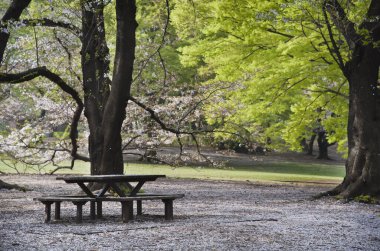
{"left": 0, "top": 66, "right": 88, "bottom": 163}
{"left": 133, "top": 0, "right": 170, "bottom": 83}
{"left": 322, "top": 2, "right": 347, "bottom": 74}
{"left": 266, "top": 28, "right": 294, "bottom": 39}
{"left": 323, "top": 0, "right": 360, "bottom": 49}
{"left": 129, "top": 96, "right": 191, "bottom": 135}
{"left": 20, "top": 18, "right": 81, "bottom": 37}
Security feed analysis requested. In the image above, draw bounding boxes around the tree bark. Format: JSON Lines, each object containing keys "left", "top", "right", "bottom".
{"left": 324, "top": 0, "right": 380, "bottom": 198}
{"left": 333, "top": 45, "right": 380, "bottom": 198}
{"left": 99, "top": 0, "right": 137, "bottom": 174}
{"left": 0, "top": 0, "right": 31, "bottom": 65}
{"left": 316, "top": 131, "right": 329, "bottom": 159}
{"left": 307, "top": 134, "right": 316, "bottom": 155}
{"left": 81, "top": 0, "right": 111, "bottom": 175}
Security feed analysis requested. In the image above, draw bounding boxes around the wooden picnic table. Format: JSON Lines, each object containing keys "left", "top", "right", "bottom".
{"left": 56, "top": 174, "right": 166, "bottom": 197}
{"left": 35, "top": 174, "right": 183, "bottom": 223}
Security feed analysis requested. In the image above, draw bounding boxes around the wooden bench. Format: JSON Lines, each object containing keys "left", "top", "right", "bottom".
{"left": 98, "top": 194, "right": 185, "bottom": 222}
{"left": 34, "top": 194, "right": 184, "bottom": 223}
{"left": 33, "top": 196, "right": 96, "bottom": 223}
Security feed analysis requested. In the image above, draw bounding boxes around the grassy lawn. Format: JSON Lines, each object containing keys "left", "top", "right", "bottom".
{"left": 0, "top": 160, "right": 345, "bottom": 184}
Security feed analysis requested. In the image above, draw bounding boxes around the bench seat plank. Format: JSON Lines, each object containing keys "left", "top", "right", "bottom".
{"left": 34, "top": 196, "right": 96, "bottom": 223}
{"left": 34, "top": 194, "right": 184, "bottom": 223}
{"left": 96, "top": 194, "right": 184, "bottom": 222}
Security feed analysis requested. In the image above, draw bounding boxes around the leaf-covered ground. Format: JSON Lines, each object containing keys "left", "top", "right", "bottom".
{"left": 1, "top": 174, "right": 379, "bottom": 250}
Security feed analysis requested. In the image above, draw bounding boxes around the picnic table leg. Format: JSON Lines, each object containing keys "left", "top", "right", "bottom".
{"left": 162, "top": 199, "right": 174, "bottom": 220}
{"left": 96, "top": 201, "right": 102, "bottom": 218}
{"left": 90, "top": 201, "right": 96, "bottom": 220}
{"left": 136, "top": 200, "right": 142, "bottom": 215}
{"left": 54, "top": 201, "right": 61, "bottom": 220}
{"left": 42, "top": 201, "right": 54, "bottom": 223}
{"left": 73, "top": 201, "right": 86, "bottom": 223}
{"left": 121, "top": 201, "right": 134, "bottom": 222}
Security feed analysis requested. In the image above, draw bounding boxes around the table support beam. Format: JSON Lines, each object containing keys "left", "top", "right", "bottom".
{"left": 55, "top": 201, "right": 61, "bottom": 220}
{"left": 121, "top": 201, "right": 134, "bottom": 222}
{"left": 130, "top": 181, "right": 145, "bottom": 196}
{"left": 77, "top": 182, "right": 95, "bottom": 197}
{"left": 163, "top": 199, "right": 174, "bottom": 220}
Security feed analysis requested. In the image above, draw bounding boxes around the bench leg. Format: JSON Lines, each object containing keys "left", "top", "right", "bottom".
{"left": 90, "top": 201, "right": 96, "bottom": 220}
{"left": 42, "top": 202, "right": 54, "bottom": 223}
{"left": 73, "top": 202, "right": 87, "bottom": 223}
{"left": 121, "top": 201, "right": 134, "bottom": 223}
{"left": 96, "top": 201, "right": 102, "bottom": 219}
{"left": 55, "top": 201, "right": 61, "bottom": 220}
{"left": 137, "top": 200, "right": 142, "bottom": 216}
{"left": 162, "top": 199, "right": 174, "bottom": 220}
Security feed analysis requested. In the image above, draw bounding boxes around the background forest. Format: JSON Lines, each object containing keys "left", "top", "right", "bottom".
{"left": 1, "top": 0, "right": 379, "bottom": 199}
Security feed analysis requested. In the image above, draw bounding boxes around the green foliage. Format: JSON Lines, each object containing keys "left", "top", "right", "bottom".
{"left": 172, "top": 0, "right": 352, "bottom": 153}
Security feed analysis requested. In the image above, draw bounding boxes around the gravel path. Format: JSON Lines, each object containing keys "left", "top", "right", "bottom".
{"left": 1, "top": 174, "right": 380, "bottom": 250}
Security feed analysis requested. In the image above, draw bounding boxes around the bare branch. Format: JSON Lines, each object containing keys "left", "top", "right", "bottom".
{"left": 20, "top": 18, "right": 81, "bottom": 37}
{"left": 177, "top": 83, "right": 236, "bottom": 128}
{"left": 129, "top": 96, "right": 215, "bottom": 135}
{"left": 133, "top": 0, "right": 170, "bottom": 83}
{"left": 122, "top": 135, "right": 141, "bottom": 151}
{"left": 123, "top": 151, "right": 175, "bottom": 166}
{"left": 0, "top": 66, "right": 88, "bottom": 163}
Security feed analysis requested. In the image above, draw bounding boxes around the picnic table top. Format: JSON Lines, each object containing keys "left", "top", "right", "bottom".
{"left": 56, "top": 174, "right": 166, "bottom": 183}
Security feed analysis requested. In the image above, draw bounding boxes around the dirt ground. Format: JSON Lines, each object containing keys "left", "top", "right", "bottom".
{"left": 1, "top": 174, "right": 380, "bottom": 251}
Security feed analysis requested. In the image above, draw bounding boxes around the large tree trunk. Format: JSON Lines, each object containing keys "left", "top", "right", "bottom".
{"left": 81, "top": 0, "right": 111, "bottom": 175}
{"left": 332, "top": 45, "right": 380, "bottom": 198}
{"left": 81, "top": 0, "right": 137, "bottom": 175}
{"left": 323, "top": 0, "right": 380, "bottom": 199}
{"left": 99, "top": 0, "right": 137, "bottom": 174}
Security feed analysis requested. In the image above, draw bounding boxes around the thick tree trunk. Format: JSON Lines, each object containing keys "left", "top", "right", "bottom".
{"left": 307, "top": 134, "right": 316, "bottom": 155}
{"left": 0, "top": 0, "right": 31, "bottom": 65}
{"left": 316, "top": 131, "right": 329, "bottom": 159}
{"left": 81, "top": 0, "right": 111, "bottom": 175}
{"left": 99, "top": 0, "right": 137, "bottom": 174}
{"left": 330, "top": 45, "right": 380, "bottom": 198}
{"left": 322, "top": 0, "right": 380, "bottom": 200}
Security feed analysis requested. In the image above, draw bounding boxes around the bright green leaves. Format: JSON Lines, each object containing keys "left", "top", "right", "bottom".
{"left": 172, "top": 0, "right": 352, "bottom": 152}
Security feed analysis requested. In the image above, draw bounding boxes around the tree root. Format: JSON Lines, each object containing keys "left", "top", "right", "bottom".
{"left": 0, "top": 179, "right": 28, "bottom": 192}
{"left": 313, "top": 176, "right": 380, "bottom": 204}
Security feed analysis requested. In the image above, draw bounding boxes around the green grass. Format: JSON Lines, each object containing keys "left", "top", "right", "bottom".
{"left": 0, "top": 160, "right": 345, "bottom": 184}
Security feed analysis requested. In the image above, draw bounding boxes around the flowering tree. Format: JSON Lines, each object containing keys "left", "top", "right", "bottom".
{"left": 0, "top": 0, "right": 212, "bottom": 184}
